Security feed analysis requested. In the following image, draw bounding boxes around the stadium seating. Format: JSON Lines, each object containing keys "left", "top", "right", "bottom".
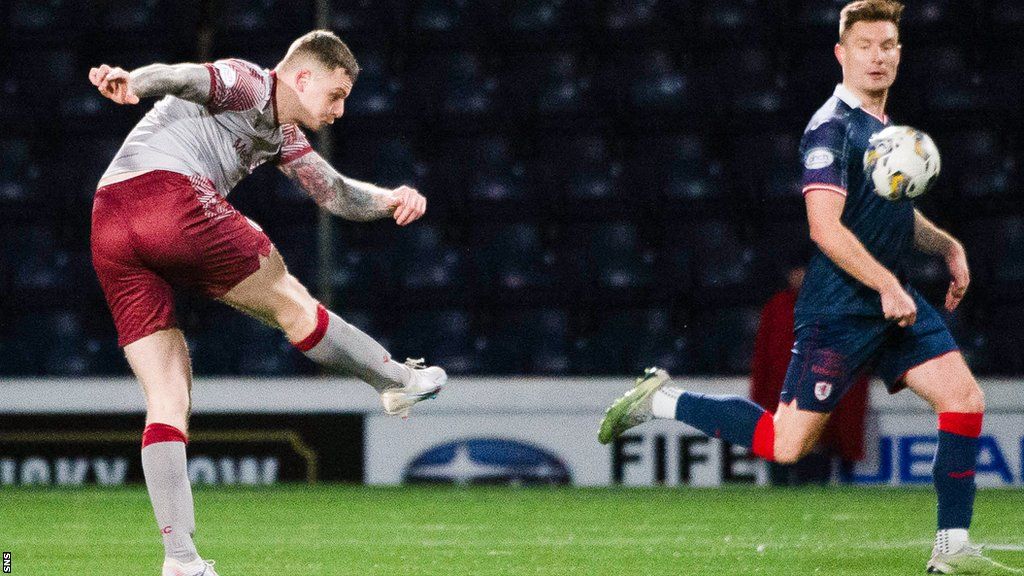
{"left": 1, "top": 0, "right": 1020, "bottom": 377}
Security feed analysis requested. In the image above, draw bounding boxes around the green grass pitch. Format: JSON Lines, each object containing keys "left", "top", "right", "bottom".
{"left": 2, "top": 486, "right": 1022, "bottom": 575}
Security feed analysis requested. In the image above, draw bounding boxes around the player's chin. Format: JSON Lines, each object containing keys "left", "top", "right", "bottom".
{"left": 866, "top": 74, "right": 894, "bottom": 90}
{"left": 299, "top": 118, "right": 327, "bottom": 132}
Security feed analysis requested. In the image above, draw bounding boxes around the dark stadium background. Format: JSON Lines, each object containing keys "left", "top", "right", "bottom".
{"left": 1, "top": 0, "right": 1021, "bottom": 379}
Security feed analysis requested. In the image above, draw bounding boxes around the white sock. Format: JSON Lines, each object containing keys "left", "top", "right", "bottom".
{"left": 302, "top": 309, "right": 412, "bottom": 392}
{"left": 651, "top": 385, "right": 684, "bottom": 419}
{"left": 936, "top": 528, "right": 970, "bottom": 554}
{"left": 142, "top": 441, "right": 198, "bottom": 563}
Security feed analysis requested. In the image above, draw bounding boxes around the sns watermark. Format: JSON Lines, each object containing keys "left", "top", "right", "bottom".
{"left": 2, "top": 551, "right": 10, "bottom": 573}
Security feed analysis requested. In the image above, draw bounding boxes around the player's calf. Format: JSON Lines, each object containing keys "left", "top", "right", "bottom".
{"left": 220, "top": 249, "right": 314, "bottom": 339}
{"left": 264, "top": 273, "right": 318, "bottom": 341}
{"left": 772, "top": 443, "right": 807, "bottom": 466}
{"left": 771, "top": 401, "right": 831, "bottom": 464}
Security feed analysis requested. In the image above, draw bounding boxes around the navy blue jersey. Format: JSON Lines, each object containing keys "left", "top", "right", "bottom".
{"left": 795, "top": 84, "right": 916, "bottom": 324}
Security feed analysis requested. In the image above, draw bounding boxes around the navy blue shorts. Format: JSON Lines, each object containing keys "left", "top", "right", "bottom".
{"left": 780, "top": 290, "right": 958, "bottom": 412}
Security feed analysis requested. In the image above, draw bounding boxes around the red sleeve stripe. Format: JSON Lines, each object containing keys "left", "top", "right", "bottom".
{"left": 802, "top": 183, "right": 848, "bottom": 197}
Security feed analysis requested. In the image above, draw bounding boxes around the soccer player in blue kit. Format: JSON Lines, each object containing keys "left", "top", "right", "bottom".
{"left": 600, "top": 1, "right": 1016, "bottom": 573}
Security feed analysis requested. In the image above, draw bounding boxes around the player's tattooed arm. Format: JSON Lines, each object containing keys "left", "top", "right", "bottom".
{"left": 89, "top": 63, "right": 210, "bottom": 105}
{"left": 131, "top": 63, "right": 210, "bottom": 102}
{"left": 279, "top": 152, "right": 394, "bottom": 222}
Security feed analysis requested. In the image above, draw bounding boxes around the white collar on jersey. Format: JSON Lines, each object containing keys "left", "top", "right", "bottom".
{"left": 834, "top": 83, "right": 888, "bottom": 124}
{"left": 833, "top": 83, "right": 862, "bottom": 108}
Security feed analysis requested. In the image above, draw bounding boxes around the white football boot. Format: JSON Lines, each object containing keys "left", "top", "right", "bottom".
{"left": 927, "top": 544, "right": 1022, "bottom": 574}
{"left": 162, "top": 557, "right": 219, "bottom": 576}
{"left": 380, "top": 358, "right": 446, "bottom": 418}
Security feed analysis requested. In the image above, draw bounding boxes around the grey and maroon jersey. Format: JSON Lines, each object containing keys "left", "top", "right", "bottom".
{"left": 102, "top": 58, "right": 312, "bottom": 197}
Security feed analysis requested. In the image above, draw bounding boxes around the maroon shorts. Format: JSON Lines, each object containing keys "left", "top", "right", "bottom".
{"left": 91, "top": 170, "right": 272, "bottom": 347}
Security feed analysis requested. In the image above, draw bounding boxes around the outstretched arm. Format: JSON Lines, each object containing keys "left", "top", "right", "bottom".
{"left": 279, "top": 150, "right": 426, "bottom": 225}
{"left": 914, "top": 209, "right": 969, "bottom": 312}
{"left": 88, "top": 63, "right": 209, "bottom": 105}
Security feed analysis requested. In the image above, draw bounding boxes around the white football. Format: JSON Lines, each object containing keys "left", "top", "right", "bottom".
{"left": 863, "top": 125, "right": 941, "bottom": 201}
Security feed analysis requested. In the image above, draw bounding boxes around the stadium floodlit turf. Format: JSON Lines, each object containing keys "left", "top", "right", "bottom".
{"left": 2, "top": 486, "right": 1023, "bottom": 575}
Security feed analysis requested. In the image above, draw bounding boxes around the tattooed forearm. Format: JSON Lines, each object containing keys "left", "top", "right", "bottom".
{"left": 280, "top": 152, "right": 392, "bottom": 221}
{"left": 913, "top": 209, "right": 960, "bottom": 257}
{"left": 131, "top": 63, "right": 210, "bottom": 104}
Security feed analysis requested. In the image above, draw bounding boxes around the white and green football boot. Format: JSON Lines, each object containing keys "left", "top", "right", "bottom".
{"left": 927, "top": 544, "right": 1023, "bottom": 574}
{"left": 598, "top": 367, "right": 671, "bottom": 445}
{"left": 380, "top": 358, "right": 446, "bottom": 418}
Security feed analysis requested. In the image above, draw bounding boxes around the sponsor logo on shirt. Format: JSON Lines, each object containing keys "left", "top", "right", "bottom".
{"left": 804, "top": 147, "right": 835, "bottom": 170}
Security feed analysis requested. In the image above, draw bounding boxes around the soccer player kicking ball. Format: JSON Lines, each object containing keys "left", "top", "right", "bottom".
{"left": 600, "top": 2, "right": 1018, "bottom": 574}
{"left": 89, "top": 31, "right": 446, "bottom": 576}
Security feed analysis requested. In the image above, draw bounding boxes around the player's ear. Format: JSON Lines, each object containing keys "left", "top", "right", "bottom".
{"left": 295, "top": 69, "right": 312, "bottom": 92}
{"left": 834, "top": 43, "right": 844, "bottom": 66}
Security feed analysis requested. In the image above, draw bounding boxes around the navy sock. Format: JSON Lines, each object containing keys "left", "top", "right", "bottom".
{"left": 674, "top": 392, "right": 771, "bottom": 453}
{"left": 934, "top": 412, "right": 982, "bottom": 530}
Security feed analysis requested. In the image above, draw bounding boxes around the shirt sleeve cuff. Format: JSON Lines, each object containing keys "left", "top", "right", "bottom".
{"left": 203, "top": 63, "right": 217, "bottom": 106}
{"left": 802, "top": 183, "right": 848, "bottom": 197}
{"left": 279, "top": 146, "right": 314, "bottom": 165}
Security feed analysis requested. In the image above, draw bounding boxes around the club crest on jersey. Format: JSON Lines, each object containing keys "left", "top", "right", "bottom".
{"left": 814, "top": 381, "right": 833, "bottom": 401}
{"left": 804, "top": 147, "right": 835, "bottom": 169}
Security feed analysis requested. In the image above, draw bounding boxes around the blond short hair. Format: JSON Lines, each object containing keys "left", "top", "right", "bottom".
{"left": 280, "top": 30, "right": 360, "bottom": 80}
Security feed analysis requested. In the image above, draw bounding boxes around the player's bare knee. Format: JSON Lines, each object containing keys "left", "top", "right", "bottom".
{"left": 147, "top": 393, "right": 191, "bottom": 420}
{"left": 935, "top": 380, "right": 985, "bottom": 414}
{"left": 962, "top": 382, "right": 985, "bottom": 414}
